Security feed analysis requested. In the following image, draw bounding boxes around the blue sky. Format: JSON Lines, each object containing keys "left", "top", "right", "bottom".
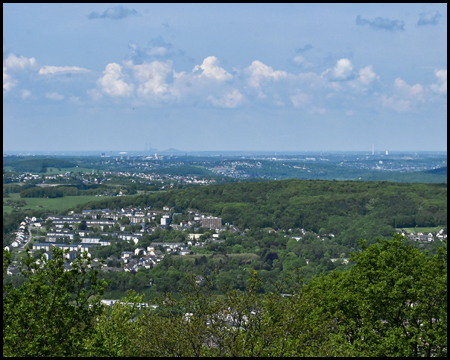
{"left": 3, "top": 3, "right": 447, "bottom": 152}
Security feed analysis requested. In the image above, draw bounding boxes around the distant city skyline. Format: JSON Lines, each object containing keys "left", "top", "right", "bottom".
{"left": 3, "top": 4, "right": 447, "bottom": 152}
{"left": 3, "top": 149, "right": 447, "bottom": 157}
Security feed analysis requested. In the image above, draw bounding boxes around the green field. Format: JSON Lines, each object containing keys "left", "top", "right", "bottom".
{"left": 42, "top": 166, "right": 98, "bottom": 174}
{"left": 3, "top": 194, "right": 109, "bottom": 214}
{"left": 396, "top": 226, "right": 446, "bottom": 234}
{"left": 3, "top": 166, "right": 96, "bottom": 174}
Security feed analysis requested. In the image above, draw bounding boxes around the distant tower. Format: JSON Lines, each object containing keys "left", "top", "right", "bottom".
{"left": 386, "top": 150, "right": 389, "bottom": 155}
{"left": 372, "top": 144, "right": 374, "bottom": 156}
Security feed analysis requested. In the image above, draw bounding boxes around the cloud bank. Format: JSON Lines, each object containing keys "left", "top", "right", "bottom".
{"left": 356, "top": 15, "right": 405, "bottom": 31}
{"left": 417, "top": 11, "right": 442, "bottom": 26}
{"left": 88, "top": 6, "right": 139, "bottom": 20}
{"left": 39, "top": 66, "right": 90, "bottom": 75}
{"left": 295, "top": 44, "right": 313, "bottom": 54}
{"left": 2, "top": 48, "right": 439, "bottom": 115}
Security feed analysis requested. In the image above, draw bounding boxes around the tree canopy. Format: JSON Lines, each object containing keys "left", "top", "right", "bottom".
{"left": 3, "top": 235, "right": 447, "bottom": 356}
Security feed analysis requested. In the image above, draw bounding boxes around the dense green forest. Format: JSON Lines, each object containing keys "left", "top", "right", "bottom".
{"left": 87, "top": 230, "right": 443, "bottom": 300}
{"left": 3, "top": 236, "right": 447, "bottom": 356}
{"left": 18, "top": 184, "right": 123, "bottom": 198}
{"left": 3, "top": 157, "right": 76, "bottom": 173}
{"left": 3, "top": 177, "right": 447, "bottom": 355}
{"left": 4, "top": 179, "right": 447, "bottom": 298}
{"left": 72, "top": 179, "right": 447, "bottom": 247}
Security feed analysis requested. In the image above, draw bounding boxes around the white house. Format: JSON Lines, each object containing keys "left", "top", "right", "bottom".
{"left": 135, "top": 247, "right": 145, "bottom": 256}
{"left": 188, "top": 233, "right": 203, "bottom": 240}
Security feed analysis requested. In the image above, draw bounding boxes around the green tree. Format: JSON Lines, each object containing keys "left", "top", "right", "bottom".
{"left": 45, "top": 218, "right": 53, "bottom": 231}
{"left": 303, "top": 235, "right": 447, "bottom": 356}
{"left": 3, "top": 248, "right": 108, "bottom": 357}
{"left": 83, "top": 291, "right": 144, "bottom": 356}
{"left": 120, "top": 216, "right": 130, "bottom": 225}
{"left": 2, "top": 235, "right": 446, "bottom": 357}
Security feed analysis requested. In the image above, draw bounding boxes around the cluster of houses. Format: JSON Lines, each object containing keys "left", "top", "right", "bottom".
{"left": 43, "top": 172, "right": 71, "bottom": 180}
{"left": 8, "top": 202, "right": 445, "bottom": 277}
{"left": 6, "top": 166, "right": 217, "bottom": 191}
{"left": 397, "top": 228, "right": 447, "bottom": 242}
{"left": 102, "top": 171, "right": 217, "bottom": 186}
{"left": 9, "top": 221, "right": 28, "bottom": 248}
{"left": 119, "top": 245, "right": 167, "bottom": 272}
{"left": 19, "top": 173, "right": 41, "bottom": 182}
{"left": 5, "top": 206, "right": 226, "bottom": 274}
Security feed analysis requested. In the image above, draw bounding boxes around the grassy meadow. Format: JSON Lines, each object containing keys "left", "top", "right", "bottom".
{"left": 3, "top": 166, "right": 95, "bottom": 174}
{"left": 3, "top": 193, "right": 109, "bottom": 214}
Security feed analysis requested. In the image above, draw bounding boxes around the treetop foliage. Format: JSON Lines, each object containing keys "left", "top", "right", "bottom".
{"left": 3, "top": 235, "right": 447, "bottom": 357}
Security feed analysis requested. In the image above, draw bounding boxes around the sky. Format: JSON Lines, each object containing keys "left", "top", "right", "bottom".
{"left": 3, "top": 3, "right": 447, "bottom": 152}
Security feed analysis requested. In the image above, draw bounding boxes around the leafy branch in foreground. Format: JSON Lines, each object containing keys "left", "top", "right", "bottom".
{"left": 3, "top": 247, "right": 107, "bottom": 357}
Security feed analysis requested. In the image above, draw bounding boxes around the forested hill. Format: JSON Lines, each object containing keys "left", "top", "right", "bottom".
{"left": 3, "top": 157, "right": 75, "bottom": 173}
{"left": 74, "top": 179, "right": 447, "bottom": 247}
{"left": 424, "top": 166, "right": 447, "bottom": 176}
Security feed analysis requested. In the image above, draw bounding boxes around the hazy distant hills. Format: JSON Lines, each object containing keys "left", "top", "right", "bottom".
{"left": 161, "top": 148, "right": 185, "bottom": 155}
{"left": 362, "top": 167, "right": 447, "bottom": 183}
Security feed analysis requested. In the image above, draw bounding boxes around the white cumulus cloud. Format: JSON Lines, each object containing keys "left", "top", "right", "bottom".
{"left": 170, "top": 57, "right": 236, "bottom": 102}
{"left": 3, "top": 54, "right": 36, "bottom": 70}
{"left": 394, "top": 78, "right": 424, "bottom": 101}
{"left": 290, "top": 91, "right": 309, "bottom": 107}
{"left": 381, "top": 95, "right": 411, "bottom": 112}
{"left": 430, "top": 69, "right": 447, "bottom": 94}
{"left": 347, "top": 65, "right": 379, "bottom": 91}
{"left": 147, "top": 46, "right": 169, "bottom": 57}
{"left": 45, "top": 92, "right": 64, "bottom": 101}
{"left": 358, "top": 65, "right": 378, "bottom": 85}
{"left": 381, "top": 78, "right": 425, "bottom": 112}
{"left": 3, "top": 66, "right": 17, "bottom": 92}
{"left": 208, "top": 89, "right": 244, "bottom": 108}
{"left": 97, "top": 63, "right": 134, "bottom": 97}
{"left": 322, "top": 58, "right": 354, "bottom": 81}
{"left": 127, "top": 60, "right": 172, "bottom": 98}
{"left": 292, "top": 55, "right": 313, "bottom": 68}
{"left": 39, "top": 66, "right": 90, "bottom": 75}
{"left": 192, "top": 56, "right": 232, "bottom": 81}
{"left": 246, "top": 60, "right": 288, "bottom": 88}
